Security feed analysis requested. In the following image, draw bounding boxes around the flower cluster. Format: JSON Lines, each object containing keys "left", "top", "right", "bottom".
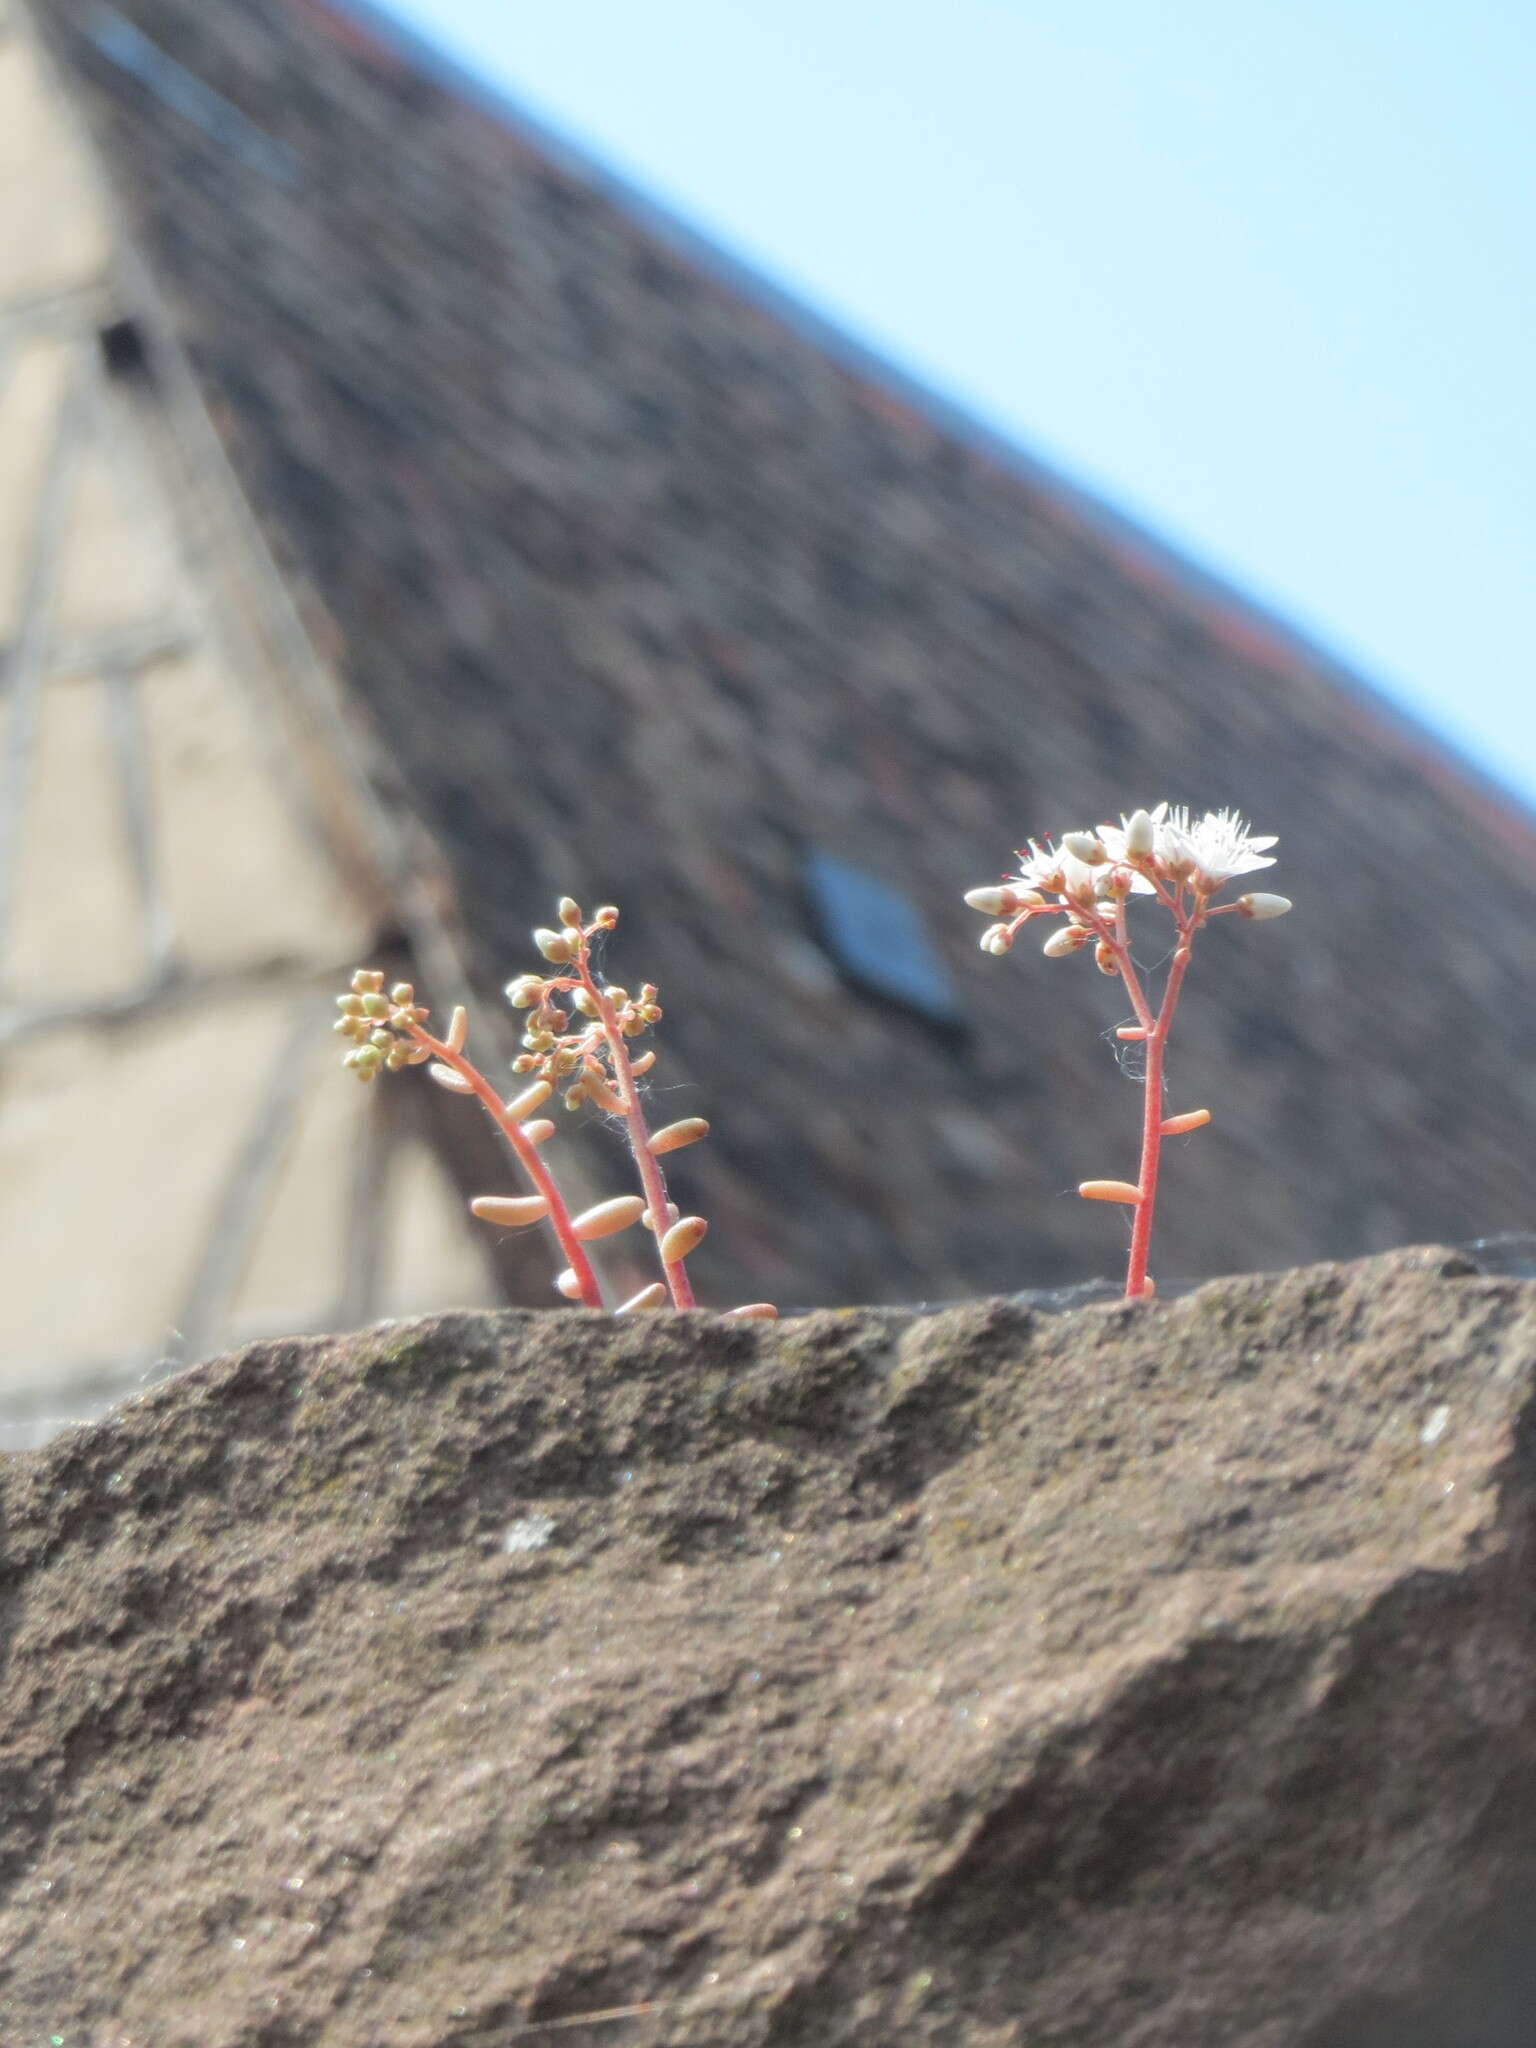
{"left": 334, "top": 900, "right": 775, "bottom": 1322}
{"left": 966, "top": 804, "right": 1292, "bottom": 1300}
{"left": 505, "top": 902, "right": 664, "bottom": 1115}
{"left": 334, "top": 969, "right": 435, "bottom": 1079}
{"left": 967, "top": 805, "right": 1290, "bottom": 963}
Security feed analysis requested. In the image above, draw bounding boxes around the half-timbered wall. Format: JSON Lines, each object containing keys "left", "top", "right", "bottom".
{"left": 0, "top": 6, "right": 501, "bottom": 1440}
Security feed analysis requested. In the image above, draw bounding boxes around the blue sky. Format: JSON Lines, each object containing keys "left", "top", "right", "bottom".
{"left": 374, "top": 0, "right": 1536, "bottom": 808}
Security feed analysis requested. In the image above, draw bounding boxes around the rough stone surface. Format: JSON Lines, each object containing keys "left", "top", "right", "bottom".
{"left": 4, "top": 1245, "right": 1536, "bottom": 2045}
{"left": 31, "top": 0, "right": 1536, "bottom": 1311}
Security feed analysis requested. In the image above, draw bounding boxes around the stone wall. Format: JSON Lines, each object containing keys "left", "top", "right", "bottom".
{"left": 6, "top": 1247, "right": 1536, "bottom": 2043}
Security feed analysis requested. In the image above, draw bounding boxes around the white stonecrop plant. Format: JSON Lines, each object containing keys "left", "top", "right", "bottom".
{"left": 966, "top": 804, "right": 1292, "bottom": 1300}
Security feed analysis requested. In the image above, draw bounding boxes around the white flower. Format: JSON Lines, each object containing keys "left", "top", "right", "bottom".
{"left": 1152, "top": 806, "right": 1277, "bottom": 888}
{"left": 1012, "top": 835, "right": 1100, "bottom": 905}
{"left": 1011, "top": 806, "right": 1278, "bottom": 909}
{"left": 1010, "top": 836, "right": 1067, "bottom": 894}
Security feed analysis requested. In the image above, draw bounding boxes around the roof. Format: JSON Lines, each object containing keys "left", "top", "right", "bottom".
{"left": 32, "top": 0, "right": 1536, "bottom": 1304}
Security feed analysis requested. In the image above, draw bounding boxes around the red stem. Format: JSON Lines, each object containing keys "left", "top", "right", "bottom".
{"left": 574, "top": 949, "right": 697, "bottom": 1308}
{"left": 1120, "top": 932, "right": 1195, "bottom": 1300}
{"left": 405, "top": 1023, "right": 604, "bottom": 1310}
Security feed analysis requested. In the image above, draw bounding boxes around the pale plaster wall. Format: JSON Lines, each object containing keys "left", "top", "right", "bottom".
{"left": 0, "top": 16, "right": 110, "bottom": 301}
{"left": 223, "top": 1023, "right": 364, "bottom": 1344}
{"left": 137, "top": 648, "right": 373, "bottom": 972}
{"left": 50, "top": 402, "right": 184, "bottom": 634}
{"left": 0, "top": 990, "right": 299, "bottom": 1382}
{"left": 378, "top": 1134, "right": 500, "bottom": 1322}
{"left": 0, "top": 340, "right": 70, "bottom": 640}
{"left": 7, "top": 673, "right": 148, "bottom": 1000}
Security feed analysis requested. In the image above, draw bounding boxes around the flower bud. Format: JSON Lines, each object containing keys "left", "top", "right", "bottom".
{"left": 649, "top": 1117, "right": 709, "bottom": 1155}
{"left": 979, "top": 924, "right": 1012, "bottom": 956}
{"left": 360, "top": 993, "right": 390, "bottom": 1018}
{"left": 1238, "top": 893, "right": 1292, "bottom": 921}
{"left": 1094, "top": 941, "right": 1118, "bottom": 977}
{"left": 390, "top": 982, "right": 415, "bottom": 1007}
{"left": 505, "top": 975, "right": 544, "bottom": 1009}
{"left": 470, "top": 1194, "right": 549, "bottom": 1228}
{"left": 1124, "top": 809, "right": 1156, "bottom": 857}
{"left": 615, "top": 1283, "right": 668, "bottom": 1314}
{"left": 558, "top": 896, "right": 584, "bottom": 927}
{"left": 1041, "top": 925, "right": 1087, "bottom": 958}
{"left": 368, "top": 1029, "right": 394, "bottom": 1051}
{"left": 1062, "top": 831, "right": 1106, "bottom": 865}
{"left": 533, "top": 927, "right": 575, "bottom": 963}
{"left": 350, "top": 969, "right": 385, "bottom": 995}
{"left": 964, "top": 885, "right": 1020, "bottom": 917}
{"left": 595, "top": 905, "right": 620, "bottom": 928}
{"left": 659, "top": 1215, "right": 708, "bottom": 1264}
{"left": 571, "top": 987, "right": 599, "bottom": 1017}
{"left": 336, "top": 993, "right": 365, "bottom": 1015}
{"left": 572, "top": 1195, "right": 647, "bottom": 1240}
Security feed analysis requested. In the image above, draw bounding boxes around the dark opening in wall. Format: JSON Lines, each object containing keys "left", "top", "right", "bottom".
{"left": 98, "top": 317, "right": 151, "bottom": 382}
